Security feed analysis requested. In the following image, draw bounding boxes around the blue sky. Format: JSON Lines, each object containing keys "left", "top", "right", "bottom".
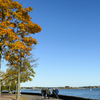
{"left": 2, "top": 0, "right": 100, "bottom": 87}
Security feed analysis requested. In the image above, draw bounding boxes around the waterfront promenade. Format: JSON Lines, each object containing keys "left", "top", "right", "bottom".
{"left": 0, "top": 93, "right": 93, "bottom": 100}
{"left": 21, "top": 94, "right": 63, "bottom": 100}
{"left": 1, "top": 94, "right": 24, "bottom": 100}
{"left": 0, "top": 94, "right": 63, "bottom": 100}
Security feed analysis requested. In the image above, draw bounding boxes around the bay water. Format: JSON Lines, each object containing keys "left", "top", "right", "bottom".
{"left": 20, "top": 88, "right": 100, "bottom": 100}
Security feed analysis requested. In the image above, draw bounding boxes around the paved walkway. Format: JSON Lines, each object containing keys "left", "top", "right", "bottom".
{"left": 1, "top": 94, "right": 25, "bottom": 100}
{"left": 0, "top": 94, "right": 64, "bottom": 100}
{"left": 21, "top": 94, "right": 64, "bottom": 100}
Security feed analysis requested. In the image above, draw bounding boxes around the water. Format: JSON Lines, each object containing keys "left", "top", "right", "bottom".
{"left": 59, "top": 88, "right": 100, "bottom": 99}
{"left": 20, "top": 88, "right": 100, "bottom": 100}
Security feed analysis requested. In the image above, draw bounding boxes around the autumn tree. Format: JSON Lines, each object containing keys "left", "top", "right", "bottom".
{"left": 6, "top": 47, "right": 37, "bottom": 99}
{"left": 1, "top": 57, "right": 36, "bottom": 96}
{"left": 1, "top": 72, "right": 12, "bottom": 92}
{"left": 4, "top": 56, "right": 36, "bottom": 84}
{"left": 2, "top": 59, "right": 35, "bottom": 91}
{"left": 0, "top": 0, "right": 42, "bottom": 99}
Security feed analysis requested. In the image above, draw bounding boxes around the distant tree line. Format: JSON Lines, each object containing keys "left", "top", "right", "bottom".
{"left": 1, "top": 84, "right": 16, "bottom": 91}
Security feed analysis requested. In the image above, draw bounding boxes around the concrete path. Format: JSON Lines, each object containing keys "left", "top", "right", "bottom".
{"left": 21, "top": 95, "right": 64, "bottom": 100}
{"left": 1, "top": 94, "right": 25, "bottom": 100}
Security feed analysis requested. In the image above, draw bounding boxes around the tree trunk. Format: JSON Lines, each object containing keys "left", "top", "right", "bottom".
{"left": 18, "top": 66, "right": 20, "bottom": 100}
{"left": 16, "top": 67, "right": 20, "bottom": 100}
{"left": 9, "top": 85, "right": 10, "bottom": 93}
{"left": 17, "top": 56, "right": 21, "bottom": 100}
{"left": 16, "top": 83, "right": 18, "bottom": 100}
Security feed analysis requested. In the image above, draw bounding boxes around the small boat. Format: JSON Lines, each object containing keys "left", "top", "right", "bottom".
{"left": 90, "top": 88, "right": 92, "bottom": 91}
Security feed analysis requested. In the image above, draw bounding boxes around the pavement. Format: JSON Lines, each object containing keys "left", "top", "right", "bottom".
{"left": 0, "top": 94, "right": 64, "bottom": 100}
{"left": 21, "top": 94, "right": 64, "bottom": 100}
{"left": 1, "top": 94, "right": 25, "bottom": 100}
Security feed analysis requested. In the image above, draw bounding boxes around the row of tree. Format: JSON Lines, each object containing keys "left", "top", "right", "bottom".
{"left": 1, "top": 85, "right": 16, "bottom": 91}
{"left": 0, "top": 0, "right": 42, "bottom": 100}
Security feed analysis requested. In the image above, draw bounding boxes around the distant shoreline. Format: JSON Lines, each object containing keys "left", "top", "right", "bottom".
{"left": 21, "top": 86, "right": 100, "bottom": 89}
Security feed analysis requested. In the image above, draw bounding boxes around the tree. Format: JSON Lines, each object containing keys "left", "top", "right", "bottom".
{"left": 1, "top": 69, "right": 17, "bottom": 92}
{"left": 3, "top": 57, "right": 36, "bottom": 84}
{"left": 0, "top": 0, "right": 42, "bottom": 99}
{"left": 2, "top": 57, "right": 36, "bottom": 93}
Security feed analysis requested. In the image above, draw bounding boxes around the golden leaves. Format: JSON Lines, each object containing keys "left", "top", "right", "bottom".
{"left": 27, "top": 52, "right": 31, "bottom": 55}
{"left": 0, "top": 21, "right": 10, "bottom": 28}
{"left": 9, "top": 23, "right": 16, "bottom": 28}
{"left": 20, "top": 52, "right": 24, "bottom": 57}
{"left": 25, "top": 7, "right": 33, "bottom": 12}
{"left": 25, "top": 22, "right": 42, "bottom": 34}
{"left": 14, "top": 41, "right": 26, "bottom": 50}
{"left": 4, "top": 41, "right": 8, "bottom": 46}
{"left": 0, "top": 0, "right": 42, "bottom": 84}
{"left": 33, "top": 24, "right": 42, "bottom": 33}
{"left": 4, "top": 11, "right": 11, "bottom": 17}
{"left": 6, "top": 28, "right": 19, "bottom": 41}
{"left": 22, "top": 36, "right": 37, "bottom": 45}
{"left": 28, "top": 77, "right": 32, "bottom": 81}
{"left": 27, "top": 47, "right": 31, "bottom": 51}
{"left": 18, "top": 23, "right": 25, "bottom": 31}
{"left": 5, "top": 55, "right": 10, "bottom": 61}
{"left": 0, "top": 11, "right": 2, "bottom": 18}
{"left": 0, "top": 0, "right": 42, "bottom": 34}
{"left": 0, "top": 43, "right": 3, "bottom": 46}
{"left": 12, "top": 1, "right": 22, "bottom": 10}
{"left": 32, "top": 38, "right": 37, "bottom": 44}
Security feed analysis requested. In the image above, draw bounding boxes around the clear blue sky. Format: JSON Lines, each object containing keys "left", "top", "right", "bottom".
{"left": 2, "top": 0, "right": 100, "bottom": 87}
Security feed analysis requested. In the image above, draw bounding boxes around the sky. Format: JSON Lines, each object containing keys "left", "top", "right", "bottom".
{"left": 1, "top": 0, "right": 100, "bottom": 87}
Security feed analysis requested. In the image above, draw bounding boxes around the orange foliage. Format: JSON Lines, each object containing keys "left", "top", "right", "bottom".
{"left": 20, "top": 52, "right": 24, "bottom": 57}
{"left": 0, "top": 43, "right": 3, "bottom": 46}
{"left": 5, "top": 56, "right": 10, "bottom": 61}
{"left": 0, "top": 0, "right": 42, "bottom": 65}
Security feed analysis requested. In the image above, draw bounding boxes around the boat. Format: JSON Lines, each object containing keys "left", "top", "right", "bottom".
{"left": 90, "top": 88, "right": 92, "bottom": 91}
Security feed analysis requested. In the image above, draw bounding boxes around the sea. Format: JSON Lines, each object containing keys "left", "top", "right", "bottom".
{"left": 20, "top": 88, "right": 100, "bottom": 100}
